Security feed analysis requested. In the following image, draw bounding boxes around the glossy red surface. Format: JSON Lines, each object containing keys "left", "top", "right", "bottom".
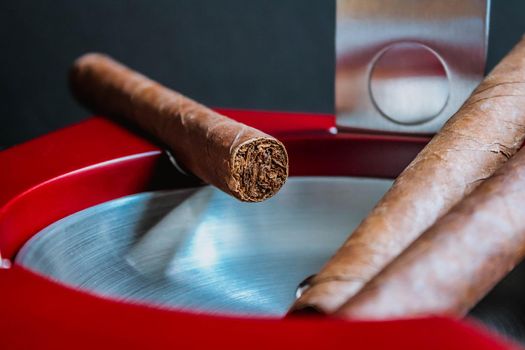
{"left": 0, "top": 109, "right": 518, "bottom": 349}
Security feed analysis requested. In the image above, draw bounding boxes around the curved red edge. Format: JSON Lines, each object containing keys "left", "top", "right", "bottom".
{"left": 0, "top": 110, "right": 517, "bottom": 349}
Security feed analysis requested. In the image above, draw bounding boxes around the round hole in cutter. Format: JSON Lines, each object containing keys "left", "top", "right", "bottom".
{"left": 369, "top": 42, "right": 449, "bottom": 125}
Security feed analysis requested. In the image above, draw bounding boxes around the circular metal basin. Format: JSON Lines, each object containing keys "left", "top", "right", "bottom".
{"left": 16, "top": 177, "right": 392, "bottom": 316}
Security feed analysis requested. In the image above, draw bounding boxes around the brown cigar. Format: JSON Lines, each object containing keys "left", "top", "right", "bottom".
{"left": 290, "top": 36, "right": 525, "bottom": 315}
{"left": 336, "top": 146, "right": 525, "bottom": 319}
{"left": 69, "top": 53, "right": 288, "bottom": 202}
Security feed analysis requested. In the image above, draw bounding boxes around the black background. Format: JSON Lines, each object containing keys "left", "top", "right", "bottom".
{"left": 0, "top": 0, "right": 524, "bottom": 148}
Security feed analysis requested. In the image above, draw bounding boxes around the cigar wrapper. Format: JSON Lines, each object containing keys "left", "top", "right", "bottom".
{"left": 337, "top": 146, "right": 525, "bottom": 319}
{"left": 70, "top": 53, "right": 288, "bottom": 202}
{"left": 291, "top": 36, "right": 525, "bottom": 315}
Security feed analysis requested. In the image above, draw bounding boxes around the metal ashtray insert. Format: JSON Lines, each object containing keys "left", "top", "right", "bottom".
{"left": 16, "top": 177, "right": 392, "bottom": 316}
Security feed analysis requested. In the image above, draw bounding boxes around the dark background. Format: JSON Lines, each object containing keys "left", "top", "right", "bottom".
{"left": 1, "top": 0, "right": 524, "bottom": 149}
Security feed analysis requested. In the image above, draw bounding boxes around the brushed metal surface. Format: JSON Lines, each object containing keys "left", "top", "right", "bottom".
{"left": 336, "top": 0, "right": 490, "bottom": 133}
{"left": 16, "top": 177, "right": 392, "bottom": 316}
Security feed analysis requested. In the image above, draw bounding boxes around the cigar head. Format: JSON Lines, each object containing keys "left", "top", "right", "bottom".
{"left": 286, "top": 305, "right": 326, "bottom": 318}
{"left": 229, "top": 137, "right": 288, "bottom": 202}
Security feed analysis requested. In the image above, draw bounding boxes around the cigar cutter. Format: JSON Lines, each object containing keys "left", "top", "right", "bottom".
{"left": 336, "top": 0, "right": 490, "bottom": 133}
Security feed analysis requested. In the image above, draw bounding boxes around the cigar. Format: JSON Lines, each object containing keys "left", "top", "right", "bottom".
{"left": 69, "top": 53, "right": 288, "bottom": 202}
{"left": 290, "top": 36, "right": 525, "bottom": 315}
{"left": 336, "top": 146, "right": 525, "bottom": 319}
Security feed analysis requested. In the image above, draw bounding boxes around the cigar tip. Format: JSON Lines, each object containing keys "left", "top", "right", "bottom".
{"left": 69, "top": 53, "right": 107, "bottom": 84}
{"left": 230, "top": 137, "right": 288, "bottom": 202}
{"left": 74, "top": 52, "right": 111, "bottom": 65}
{"left": 286, "top": 305, "right": 326, "bottom": 318}
{"left": 70, "top": 53, "right": 118, "bottom": 80}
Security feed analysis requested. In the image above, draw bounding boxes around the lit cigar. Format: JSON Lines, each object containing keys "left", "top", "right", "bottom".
{"left": 70, "top": 53, "right": 288, "bottom": 202}
{"left": 290, "top": 36, "right": 525, "bottom": 315}
{"left": 336, "top": 146, "right": 525, "bottom": 319}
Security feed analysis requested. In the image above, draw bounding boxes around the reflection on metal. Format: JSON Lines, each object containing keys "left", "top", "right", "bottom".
{"left": 336, "top": 0, "right": 490, "bottom": 133}
{"left": 295, "top": 274, "right": 316, "bottom": 299}
{"left": 16, "top": 177, "right": 392, "bottom": 316}
{"left": 125, "top": 187, "right": 214, "bottom": 277}
{"left": 370, "top": 43, "right": 449, "bottom": 125}
{"left": 0, "top": 259, "right": 11, "bottom": 269}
